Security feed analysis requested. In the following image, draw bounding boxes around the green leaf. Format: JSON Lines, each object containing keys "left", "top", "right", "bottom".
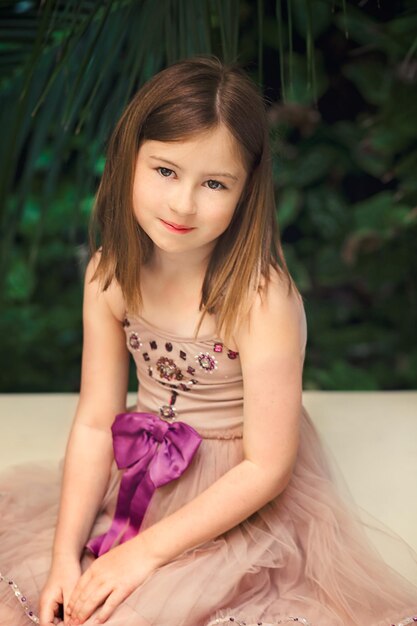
{"left": 94, "top": 155, "right": 106, "bottom": 176}
{"left": 277, "top": 144, "right": 338, "bottom": 187}
{"left": 281, "top": 51, "right": 327, "bottom": 104}
{"left": 276, "top": 187, "right": 301, "bottom": 229}
{"left": 20, "top": 196, "right": 41, "bottom": 233}
{"left": 314, "top": 244, "right": 349, "bottom": 287}
{"left": 291, "top": 0, "right": 331, "bottom": 39}
{"left": 352, "top": 192, "right": 414, "bottom": 235}
{"left": 313, "top": 360, "right": 379, "bottom": 391}
{"left": 81, "top": 194, "right": 95, "bottom": 216}
{"left": 343, "top": 61, "right": 390, "bottom": 107}
{"left": 305, "top": 187, "right": 349, "bottom": 240}
{"left": 5, "top": 255, "right": 35, "bottom": 301}
{"left": 282, "top": 244, "right": 312, "bottom": 290}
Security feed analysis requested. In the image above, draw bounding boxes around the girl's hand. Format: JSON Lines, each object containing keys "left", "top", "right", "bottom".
{"left": 65, "top": 539, "right": 158, "bottom": 625}
{"left": 39, "top": 554, "right": 81, "bottom": 626}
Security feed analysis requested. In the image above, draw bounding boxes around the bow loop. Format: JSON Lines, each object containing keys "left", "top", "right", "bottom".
{"left": 111, "top": 412, "right": 169, "bottom": 469}
{"left": 148, "top": 422, "right": 200, "bottom": 487}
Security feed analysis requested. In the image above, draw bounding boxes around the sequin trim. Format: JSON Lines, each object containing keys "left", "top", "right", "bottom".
{"left": 206, "top": 616, "right": 417, "bottom": 626}
{"left": 0, "top": 572, "right": 40, "bottom": 623}
{"left": 206, "top": 616, "right": 311, "bottom": 625}
{"left": 1, "top": 571, "right": 415, "bottom": 626}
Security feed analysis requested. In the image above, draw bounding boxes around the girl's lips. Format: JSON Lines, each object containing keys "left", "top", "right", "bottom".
{"left": 160, "top": 219, "right": 195, "bottom": 233}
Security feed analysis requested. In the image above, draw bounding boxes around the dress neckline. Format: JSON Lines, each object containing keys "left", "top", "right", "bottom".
{"left": 126, "top": 311, "right": 221, "bottom": 344}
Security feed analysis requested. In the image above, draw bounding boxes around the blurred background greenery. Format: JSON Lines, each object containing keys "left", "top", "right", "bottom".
{"left": 1, "top": 0, "right": 416, "bottom": 392}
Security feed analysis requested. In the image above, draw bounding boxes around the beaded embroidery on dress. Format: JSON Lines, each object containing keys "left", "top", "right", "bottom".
{"left": 1, "top": 311, "right": 417, "bottom": 626}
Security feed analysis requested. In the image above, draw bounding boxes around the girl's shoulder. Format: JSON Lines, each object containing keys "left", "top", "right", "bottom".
{"left": 261, "top": 266, "right": 305, "bottom": 314}
{"left": 84, "top": 249, "right": 127, "bottom": 324}
{"left": 233, "top": 265, "right": 307, "bottom": 359}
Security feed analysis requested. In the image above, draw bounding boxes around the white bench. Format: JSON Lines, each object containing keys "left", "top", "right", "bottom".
{"left": 1, "top": 391, "right": 416, "bottom": 583}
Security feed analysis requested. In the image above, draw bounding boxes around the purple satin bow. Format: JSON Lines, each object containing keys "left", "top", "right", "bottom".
{"left": 86, "top": 411, "right": 202, "bottom": 557}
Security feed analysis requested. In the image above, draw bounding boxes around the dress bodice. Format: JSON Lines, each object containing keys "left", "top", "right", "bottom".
{"left": 123, "top": 313, "right": 245, "bottom": 434}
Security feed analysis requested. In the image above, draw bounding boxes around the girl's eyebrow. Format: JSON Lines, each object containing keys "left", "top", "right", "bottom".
{"left": 149, "top": 155, "right": 239, "bottom": 181}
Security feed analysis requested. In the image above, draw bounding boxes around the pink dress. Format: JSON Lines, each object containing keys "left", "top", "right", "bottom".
{"left": 1, "top": 312, "right": 417, "bottom": 626}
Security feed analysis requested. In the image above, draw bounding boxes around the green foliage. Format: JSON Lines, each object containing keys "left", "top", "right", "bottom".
{"left": 1, "top": 0, "right": 416, "bottom": 391}
{"left": 271, "top": 1, "right": 417, "bottom": 389}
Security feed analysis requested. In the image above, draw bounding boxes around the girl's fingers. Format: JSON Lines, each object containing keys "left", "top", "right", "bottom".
{"left": 64, "top": 595, "right": 76, "bottom": 625}
{"left": 69, "top": 583, "right": 109, "bottom": 624}
{"left": 66, "top": 570, "right": 91, "bottom": 617}
{"left": 39, "top": 596, "right": 60, "bottom": 626}
{"left": 94, "top": 589, "right": 125, "bottom": 624}
{"left": 38, "top": 605, "right": 51, "bottom": 625}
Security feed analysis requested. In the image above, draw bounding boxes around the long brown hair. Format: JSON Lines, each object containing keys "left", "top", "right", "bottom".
{"left": 89, "top": 55, "right": 299, "bottom": 342}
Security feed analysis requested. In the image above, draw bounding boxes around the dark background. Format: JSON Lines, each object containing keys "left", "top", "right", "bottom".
{"left": 0, "top": 0, "right": 416, "bottom": 391}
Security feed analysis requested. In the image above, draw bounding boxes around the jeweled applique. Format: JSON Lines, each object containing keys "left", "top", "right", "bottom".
{"left": 156, "top": 356, "right": 182, "bottom": 381}
{"left": 128, "top": 332, "right": 142, "bottom": 351}
{"left": 159, "top": 404, "right": 177, "bottom": 420}
{"left": 159, "top": 390, "right": 178, "bottom": 421}
{"left": 195, "top": 352, "right": 218, "bottom": 373}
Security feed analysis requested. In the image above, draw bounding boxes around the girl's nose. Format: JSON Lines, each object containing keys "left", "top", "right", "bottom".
{"left": 169, "top": 183, "right": 197, "bottom": 216}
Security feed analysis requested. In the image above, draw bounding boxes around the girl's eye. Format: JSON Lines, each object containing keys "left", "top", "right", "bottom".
{"left": 157, "top": 167, "right": 173, "bottom": 177}
{"left": 206, "top": 180, "right": 226, "bottom": 191}
{"left": 156, "top": 167, "right": 226, "bottom": 191}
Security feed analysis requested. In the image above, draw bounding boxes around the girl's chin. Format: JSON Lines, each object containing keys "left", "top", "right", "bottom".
{"left": 150, "top": 238, "right": 219, "bottom": 259}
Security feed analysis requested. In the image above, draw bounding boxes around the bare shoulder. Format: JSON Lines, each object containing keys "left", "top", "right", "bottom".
{"left": 234, "top": 266, "right": 307, "bottom": 360}
{"left": 259, "top": 266, "right": 305, "bottom": 318}
{"left": 77, "top": 250, "right": 130, "bottom": 426}
{"left": 84, "top": 250, "right": 126, "bottom": 323}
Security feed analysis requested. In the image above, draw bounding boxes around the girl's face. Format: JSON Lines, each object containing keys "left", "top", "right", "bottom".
{"left": 132, "top": 124, "right": 248, "bottom": 265}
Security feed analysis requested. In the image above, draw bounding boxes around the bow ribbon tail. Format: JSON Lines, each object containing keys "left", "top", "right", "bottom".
{"left": 86, "top": 445, "right": 156, "bottom": 557}
{"left": 118, "top": 469, "right": 157, "bottom": 543}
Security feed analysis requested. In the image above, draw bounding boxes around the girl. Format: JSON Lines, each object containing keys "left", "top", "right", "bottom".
{"left": 1, "top": 56, "right": 416, "bottom": 626}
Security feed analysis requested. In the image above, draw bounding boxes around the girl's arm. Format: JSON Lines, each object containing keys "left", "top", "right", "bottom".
{"left": 40, "top": 254, "right": 130, "bottom": 625}
{"left": 64, "top": 273, "right": 307, "bottom": 626}
{"left": 51, "top": 253, "right": 130, "bottom": 558}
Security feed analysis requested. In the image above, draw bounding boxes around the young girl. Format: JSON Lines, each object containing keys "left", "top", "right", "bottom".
{"left": 1, "top": 56, "right": 416, "bottom": 626}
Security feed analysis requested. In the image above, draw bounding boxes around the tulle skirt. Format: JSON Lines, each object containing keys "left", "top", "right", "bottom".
{"left": 1, "top": 406, "right": 417, "bottom": 626}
